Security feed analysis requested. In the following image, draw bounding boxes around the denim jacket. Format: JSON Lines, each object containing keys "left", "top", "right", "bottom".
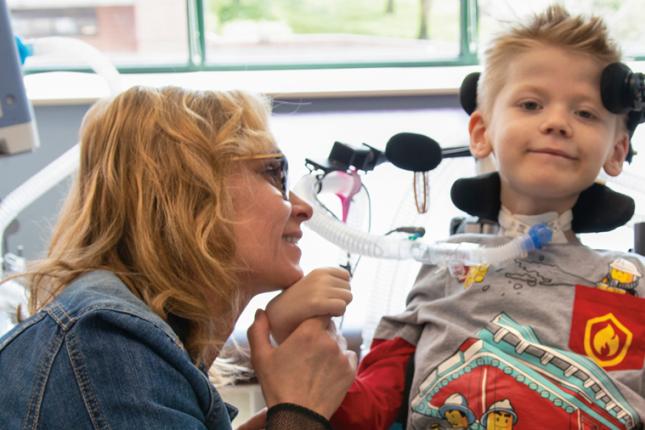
{"left": 0, "top": 270, "right": 238, "bottom": 429}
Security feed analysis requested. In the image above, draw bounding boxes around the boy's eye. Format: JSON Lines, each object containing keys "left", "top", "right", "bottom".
{"left": 576, "top": 109, "right": 596, "bottom": 120}
{"left": 519, "top": 101, "right": 541, "bottom": 111}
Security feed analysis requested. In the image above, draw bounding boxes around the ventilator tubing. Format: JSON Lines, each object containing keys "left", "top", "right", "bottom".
{"left": 293, "top": 175, "right": 552, "bottom": 266}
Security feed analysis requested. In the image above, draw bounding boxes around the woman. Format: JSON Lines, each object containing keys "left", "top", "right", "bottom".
{"left": 0, "top": 86, "right": 355, "bottom": 429}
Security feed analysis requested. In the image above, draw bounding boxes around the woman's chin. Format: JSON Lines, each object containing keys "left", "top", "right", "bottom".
{"left": 261, "top": 267, "right": 305, "bottom": 292}
{"left": 280, "top": 267, "right": 305, "bottom": 289}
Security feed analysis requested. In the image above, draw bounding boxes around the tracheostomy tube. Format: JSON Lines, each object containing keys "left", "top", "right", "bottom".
{"left": 293, "top": 174, "right": 552, "bottom": 266}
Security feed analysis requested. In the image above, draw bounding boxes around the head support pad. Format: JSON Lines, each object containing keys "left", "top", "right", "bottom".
{"left": 450, "top": 172, "right": 635, "bottom": 233}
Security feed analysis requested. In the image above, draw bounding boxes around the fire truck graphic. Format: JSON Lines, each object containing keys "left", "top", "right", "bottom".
{"left": 410, "top": 313, "right": 640, "bottom": 430}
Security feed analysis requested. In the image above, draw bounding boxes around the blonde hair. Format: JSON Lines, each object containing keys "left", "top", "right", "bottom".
{"left": 23, "top": 86, "right": 276, "bottom": 365}
{"left": 479, "top": 4, "right": 622, "bottom": 116}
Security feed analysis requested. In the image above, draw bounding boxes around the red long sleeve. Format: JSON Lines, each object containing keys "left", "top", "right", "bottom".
{"left": 330, "top": 337, "right": 416, "bottom": 430}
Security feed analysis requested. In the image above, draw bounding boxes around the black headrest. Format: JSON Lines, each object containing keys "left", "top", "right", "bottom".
{"left": 451, "top": 172, "right": 635, "bottom": 233}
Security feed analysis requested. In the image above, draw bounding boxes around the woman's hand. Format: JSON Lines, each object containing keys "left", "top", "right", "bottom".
{"left": 248, "top": 310, "right": 357, "bottom": 419}
{"left": 265, "top": 267, "right": 352, "bottom": 343}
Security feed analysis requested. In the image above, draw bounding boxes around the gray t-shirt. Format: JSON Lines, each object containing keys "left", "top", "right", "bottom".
{"left": 375, "top": 234, "right": 645, "bottom": 430}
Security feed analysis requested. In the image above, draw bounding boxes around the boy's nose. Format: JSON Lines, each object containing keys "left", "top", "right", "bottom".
{"left": 539, "top": 109, "right": 572, "bottom": 137}
{"left": 541, "top": 124, "right": 572, "bottom": 137}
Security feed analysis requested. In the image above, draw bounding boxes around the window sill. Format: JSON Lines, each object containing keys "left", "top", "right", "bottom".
{"left": 24, "top": 66, "right": 480, "bottom": 106}
{"left": 23, "top": 60, "right": 645, "bottom": 106}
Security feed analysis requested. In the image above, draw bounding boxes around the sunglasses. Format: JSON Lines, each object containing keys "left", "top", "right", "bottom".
{"left": 233, "top": 153, "right": 289, "bottom": 200}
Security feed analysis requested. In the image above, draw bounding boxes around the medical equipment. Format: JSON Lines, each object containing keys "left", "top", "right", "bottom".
{"left": 295, "top": 140, "right": 553, "bottom": 352}
{"left": 601, "top": 62, "right": 645, "bottom": 114}
{"left": 294, "top": 173, "right": 552, "bottom": 267}
{"left": 295, "top": 136, "right": 553, "bottom": 267}
{"left": 0, "top": 0, "right": 38, "bottom": 155}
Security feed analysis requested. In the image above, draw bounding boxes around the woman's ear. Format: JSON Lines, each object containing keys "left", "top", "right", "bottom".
{"left": 468, "top": 110, "right": 493, "bottom": 159}
{"left": 603, "top": 131, "right": 629, "bottom": 177}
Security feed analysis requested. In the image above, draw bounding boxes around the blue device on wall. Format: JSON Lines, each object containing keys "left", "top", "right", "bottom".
{"left": 0, "top": 0, "right": 39, "bottom": 155}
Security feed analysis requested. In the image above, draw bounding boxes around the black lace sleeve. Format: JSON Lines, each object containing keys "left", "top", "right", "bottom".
{"left": 266, "top": 403, "right": 332, "bottom": 430}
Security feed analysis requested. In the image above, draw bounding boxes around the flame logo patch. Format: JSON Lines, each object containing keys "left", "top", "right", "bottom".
{"left": 570, "top": 285, "right": 644, "bottom": 371}
{"left": 584, "top": 313, "right": 633, "bottom": 367}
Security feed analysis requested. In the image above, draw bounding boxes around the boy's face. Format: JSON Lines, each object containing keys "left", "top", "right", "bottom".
{"left": 469, "top": 45, "right": 629, "bottom": 215}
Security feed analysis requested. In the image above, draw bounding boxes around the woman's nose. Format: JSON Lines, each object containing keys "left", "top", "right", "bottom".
{"left": 289, "top": 191, "right": 313, "bottom": 221}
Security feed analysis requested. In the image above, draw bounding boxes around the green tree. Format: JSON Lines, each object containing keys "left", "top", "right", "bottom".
{"left": 418, "top": 0, "right": 432, "bottom": 39}
{"left": 385, "top": 0, "right": 395, "bottom": 14}
{"left": 211, "top": 0, "right": 275, "bottom": 25}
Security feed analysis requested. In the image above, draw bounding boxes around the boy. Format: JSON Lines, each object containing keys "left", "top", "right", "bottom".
{"left": 269, "top": 4, "right": 645, "bottom": 429}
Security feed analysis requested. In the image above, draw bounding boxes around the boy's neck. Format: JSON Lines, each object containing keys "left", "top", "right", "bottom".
{"left": 498, "top": 206, "right": 579, "bottom": 244}
{"left": 500, "top": 188, "right": 578, "bottom": 216}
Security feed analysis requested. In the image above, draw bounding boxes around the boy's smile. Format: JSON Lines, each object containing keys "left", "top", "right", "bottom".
{"left": 469, "top": 45, "right": 629, "bottom": 215}
{"left": 527, "top": 147, "right": 577, "bottom": 161}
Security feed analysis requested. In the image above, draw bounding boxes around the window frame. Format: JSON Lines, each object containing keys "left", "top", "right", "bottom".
{"left": 23, "top": 0, "right": 479, "bottom": 75}
{"left": 21, "top": 0, "right": 645, "bottom": 76}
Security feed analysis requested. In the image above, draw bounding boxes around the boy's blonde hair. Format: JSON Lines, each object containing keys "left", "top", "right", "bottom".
{"left": 479, "top": 4, "right": 622, "bottom": 117}
{"left": 25, "top": 86, "right": 276, "bottom": 365}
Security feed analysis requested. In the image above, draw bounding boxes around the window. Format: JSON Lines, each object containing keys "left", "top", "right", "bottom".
{"left": 203, "top": 0, "right": 463, "bottom": 67}
{"left": 10, "top": 0, "right": 474, "bottom": 72}
{"left": 10, "top": 1, "right": 645, "bottom": 72}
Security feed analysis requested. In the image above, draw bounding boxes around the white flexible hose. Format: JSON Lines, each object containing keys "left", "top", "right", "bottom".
{"left": 293, "top": 174, "right": 552, "bottom": 266}
{"left": 29, "top": 37, "right": 124, "bottom": 95}
{"left": 0, "top": 146, "right": 79, "bottom": 259}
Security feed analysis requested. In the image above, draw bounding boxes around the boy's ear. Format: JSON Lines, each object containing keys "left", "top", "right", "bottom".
{"left": 468, "top": 110, "right": 493, "bottom": 159}
{"left": 603, "top": 130, "right": 629, "bottom": 177}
